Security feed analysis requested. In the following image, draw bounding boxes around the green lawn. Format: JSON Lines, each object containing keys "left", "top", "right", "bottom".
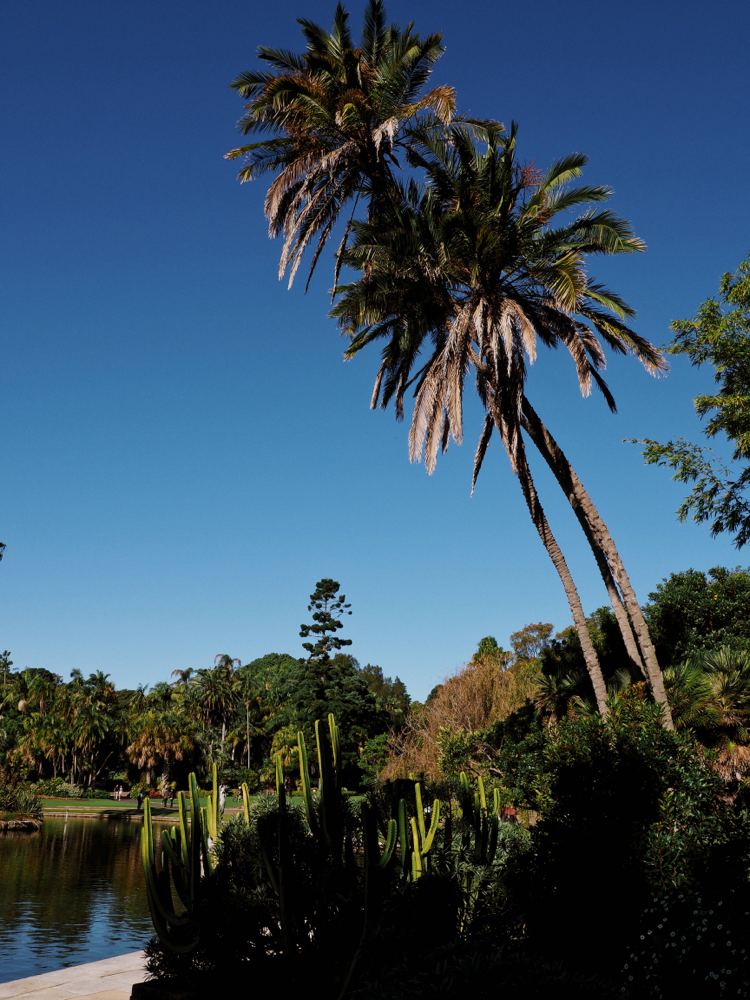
{"left": 40, "top": 793, "right": 364, "bottom": 815}
{"left": 39, "top": 795, "right": 245, "bottom": 813}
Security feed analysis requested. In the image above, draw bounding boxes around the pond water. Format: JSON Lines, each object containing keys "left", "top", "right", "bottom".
{"left": 0, "top": 817, "right": 167, "bottom": 983}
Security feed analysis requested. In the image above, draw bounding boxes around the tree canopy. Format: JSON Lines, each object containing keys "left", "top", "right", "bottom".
{"left": 639, "top": 254, "right": 750, "bottom": 547}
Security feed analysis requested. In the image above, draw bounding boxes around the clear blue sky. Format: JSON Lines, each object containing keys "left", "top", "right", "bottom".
{"left": 2, "top": 0, "right": 749, "bottom": 700}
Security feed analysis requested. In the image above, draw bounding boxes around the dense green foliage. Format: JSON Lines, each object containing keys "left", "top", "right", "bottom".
{"left": 535, "top": 564, "right": 750, "bottom": 716}
{"left": 0, "top": 771, "right": 42, "bottom": 820}
{"left": 142, "top": 698, "right": 750, "bottom": 997}
{"left": 640, "top": 254, "right": 750, "bottom": 547}
{"left": 0, "top": 580, "right": 404, "bottom": 794}
{"left": 647, "top": 564, "right": 750, "bottom": 662}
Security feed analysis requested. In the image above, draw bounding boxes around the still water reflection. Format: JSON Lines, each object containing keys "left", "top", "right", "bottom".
{"left": 0, "top": 817, "right": 166, "bottom": 983}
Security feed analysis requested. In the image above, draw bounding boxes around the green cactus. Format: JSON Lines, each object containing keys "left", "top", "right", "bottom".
{"left": 297, "top": 730, "right": 319, "bottom": 834}
{"left": 241, "top": 782, "right": 252, "bottom": 825}
{"left": 141, "top": 771, "right": 210, "bottom": 953}
{"left": 413, "top": 782, "right": 440, "bottom": 857}
{"left": 204, "top": 762, "right": 221, "bottom": 844}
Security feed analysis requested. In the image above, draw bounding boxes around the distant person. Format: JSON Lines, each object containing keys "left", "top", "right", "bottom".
{"left": 169, "top": 786, "right": 176, "bottom": 808}
{"left": 136, "top": 790, "right": 144, "bottom": 811}
{"left": 162, "top": 784, "right": 169, "bottom": 809}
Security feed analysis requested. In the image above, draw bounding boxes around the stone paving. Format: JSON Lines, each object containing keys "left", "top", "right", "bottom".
{"left": 0, "top": 952, "right": 146, "bottom": 1000}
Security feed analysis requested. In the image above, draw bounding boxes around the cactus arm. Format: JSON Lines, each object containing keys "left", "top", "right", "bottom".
{"left": 141, "top": 801, "right": 190, "bottom": 928}
{"left": 177, "top": 792, "right": 189, "bottom": 869}
{"left": 275, "top": 755, "right": 286, "bottom": 812}
{"left": 188, "top": 773, "right": 200, "bottom": 897}
{"left": 422, "top": 799, "right": 440, "bottom": 854}
{"left": 297, "top": 731, "right": 319, "bottom": 833}
{"left": 414, "top": 783, "right": 427, "bottom": 845}
{"left": 315, "top": 719, "right": 326, "bottom": 796}
{"left": 378, "top": 818, "right": 397, "bottom": 868}
{"left": 397, "top": 799, "right": 410, "bottom": 877}
{"left": 328, "top": 713, "right": 341, "bottom": 790}
{"left": 315, "top": 718, "right": 339, "bottom": 853}
{"left": 241, "top": 782, "right": 251, "bottom": 826}
{"left": 409, "top": 817, "right": 423, "bottom": 879}
{"left": 199, "top": 806, "right": 213, "bottom": 876}
{"left": 161, "top": 828, "right": 181, "bottom": 869}
{"left": 488, "top": 813, "right": 499, "bottom": 864}
{"left": 478, "top": 776, "right": 487, "bottom": 814}
{"left": 142, "top": 797, "right": 155, "bottom": 866}
{"left": 204, "top": 762, "right": 220, "bottom": 842}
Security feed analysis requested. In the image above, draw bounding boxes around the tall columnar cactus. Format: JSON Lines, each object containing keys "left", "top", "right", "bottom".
{"left": 141, "top": 771, "right": 209, "bottom": 953}
{"left": 203, "top": 762, "right": 221, "bottom": 845}
{"left": 457, "top": 771, "right": 502, "bottom": 865}
{"left": 241, "top": 781, "right": 252, "bottom": 825}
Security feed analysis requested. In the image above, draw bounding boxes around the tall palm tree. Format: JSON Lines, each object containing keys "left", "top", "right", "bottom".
{"left": 333, "top": 126, "right": 672, "bottom": 720}
{"left": 235, "top": 665, "right": 263, "bottom": 768}
{"left": 196, "top": 658, "right": 240, "bottom": 743}
{"left": 226, "top": 0, "right": 456, "bottom": 290}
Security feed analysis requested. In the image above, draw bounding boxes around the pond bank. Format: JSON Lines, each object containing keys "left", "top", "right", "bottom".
{"left": 0, "top": 951, "right": 146, "bottom": 1000}
{"left": 41, "top": 806, "right": 243, "bottom": 824}
{"left": 0, "top": 817, "right": 41, "bottom": 832}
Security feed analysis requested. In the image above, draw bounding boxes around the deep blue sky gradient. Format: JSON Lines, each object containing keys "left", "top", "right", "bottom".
{"left": 2, "top": 0, "right": 749, "bottom": 698}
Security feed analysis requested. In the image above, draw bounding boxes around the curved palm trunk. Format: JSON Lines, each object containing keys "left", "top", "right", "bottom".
{"left": 521, "top": 398, "right": 674, "bottom": 729}
{"left": 520, "top": 404, "right": 646, "bottom": 674}
{"left": 511, "top": 433, "right": 610, "bottom": 716}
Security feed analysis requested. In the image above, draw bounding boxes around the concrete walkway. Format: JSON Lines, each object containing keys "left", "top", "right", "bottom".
{"left": 0, "top": 952, "right": 146, "bottom": 1000}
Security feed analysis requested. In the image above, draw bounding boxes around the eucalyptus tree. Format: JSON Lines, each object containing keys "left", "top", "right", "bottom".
{"left": 333, "top": 126, "right": 672, "bottom": 721}
{"left": 226, "top": 0, "right": 456, "bottom": 290}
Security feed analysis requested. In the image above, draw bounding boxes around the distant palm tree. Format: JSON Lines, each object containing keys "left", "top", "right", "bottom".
{"left": 129, "top": 683, "right": 150, "bottom": 714}
{"left": 170, "top": 667, "right": 195, "bottom": 688}
{"left": 226, "top": 0, "right": 456, "bottom": 290}
{"left": 149, "top": 682, "right": 174, "bottom": 711}
{"left": 196, "top": 658, "right": 240, "bottom": 743}
{"left": 235, "top": 665, "right": 267, "bottom": 768}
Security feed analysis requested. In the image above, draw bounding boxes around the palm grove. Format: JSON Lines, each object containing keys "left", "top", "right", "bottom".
{"left": 5, "top": 3, "right": 750, "bottom": 995}
{"left": 0, "top": 580, "right": 409, "bottom": 796}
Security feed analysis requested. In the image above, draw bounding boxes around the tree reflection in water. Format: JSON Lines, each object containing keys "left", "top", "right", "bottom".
{"left": 0, "top": 817, "right": 162, "bottom": 982}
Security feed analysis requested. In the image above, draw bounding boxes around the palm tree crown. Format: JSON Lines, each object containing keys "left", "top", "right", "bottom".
{"left": 335, "top": 125, "right": 664, "bottom": 482}
{"left": 226, "top": 0, "right": 455, "bottom": 289}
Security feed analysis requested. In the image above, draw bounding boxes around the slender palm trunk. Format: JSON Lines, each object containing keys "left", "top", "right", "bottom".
{"left": 521, "top": 402, "right": 645, "bottom": 672}
{"left": 246, "top": 705, "right": 251, "bottom": 768}
{"left": 521, "top": 398, "right": 674, "bottom": 729}
{"left": 511, "top": 433, "right": 610, "bottom": 715}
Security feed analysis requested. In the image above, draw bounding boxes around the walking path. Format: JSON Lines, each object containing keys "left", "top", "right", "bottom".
{"left": 0, "top": 952, "right": 146, "bottom": 1000}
